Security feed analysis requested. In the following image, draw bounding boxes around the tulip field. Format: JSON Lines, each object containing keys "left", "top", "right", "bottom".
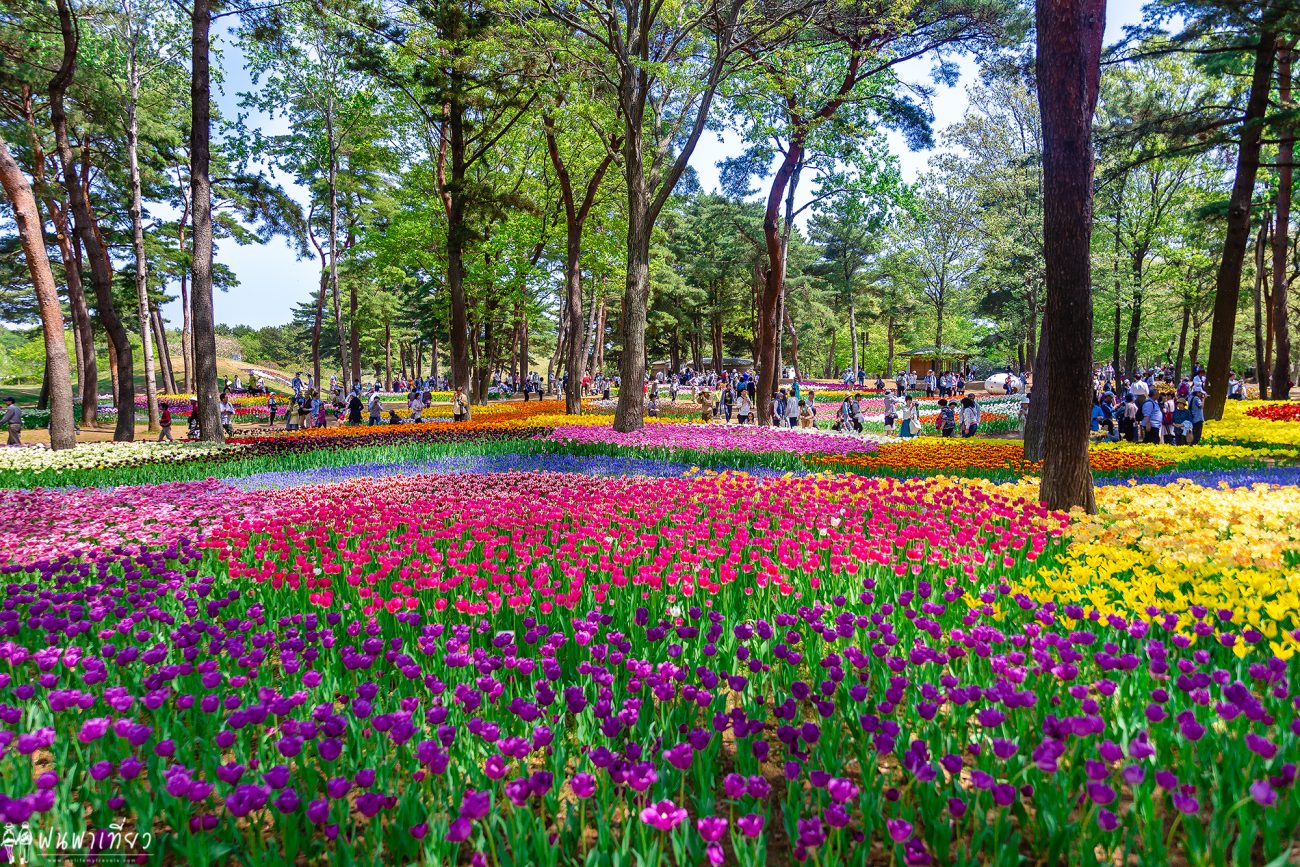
{"left": 1, "top": 398, "right": 1298, "bottom": 866}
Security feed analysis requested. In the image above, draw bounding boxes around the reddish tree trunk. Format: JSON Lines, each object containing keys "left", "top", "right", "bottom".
{"left": 1036, "top": 0, "right": 1104, "bottom": 512}
{"left": 1205, "top": 30, "right": 1276, "bottom": 419}
{"left": 1272, "top": 42, "right": 1294, "bottom": 399}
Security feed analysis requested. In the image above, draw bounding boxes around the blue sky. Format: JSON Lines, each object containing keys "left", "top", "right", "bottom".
{"left": 177, "top": 0, "right": 1146, "bottom": 330}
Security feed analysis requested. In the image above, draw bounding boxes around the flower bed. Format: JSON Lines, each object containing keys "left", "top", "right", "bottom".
{"left": 991, "top": 477, "right": 1300, "bottom": 659}
{"left": 1203, "top": 400, "right": 1300, "bottom": 451}
{"left": 1245, "top": 401, "right": 1300, "bottom": 423}
{"left": 0, "top": 470, "right": 1295, "bottom": 866}
{"left": 545, "top": 423, "right": 882, "bottom": 467}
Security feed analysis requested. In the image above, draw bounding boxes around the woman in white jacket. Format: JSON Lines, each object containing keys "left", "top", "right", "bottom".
{"left": 898, "top": 396, "right": 920, "bottom": 438}
{"left": 960, "top": 396, "right": 981, "bottom": 438}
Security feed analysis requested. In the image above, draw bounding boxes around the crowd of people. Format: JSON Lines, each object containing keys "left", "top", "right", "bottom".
{"left": 1089, "top": 365, "right": 1213, "bottom": 445}
{"left": 21, "top": 356, "right": 1277, "bottom": 447}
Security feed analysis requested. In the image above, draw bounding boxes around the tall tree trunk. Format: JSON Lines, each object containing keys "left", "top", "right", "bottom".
{"left": 1205, "top": 30, "right": 1277, "bottom": 420}
{"left": 550, "top": 290, "right": 568, "bottom": 396}
{"left": 1174, "top": 301, "right": 1190, "bottom": 382}
{"left": 189, "top": 0, "right": 221, "bottom": 441}
{"left": 543, "top": 117, "right": 618, "bottom": 413}
{"left": 153, "top": 304, "right": 177, "bottom": 394}
{"left": 124, "top": 1, "right": 158, "bottom": 430}
{"left": 785, "top": 309, "right": 800, "bottom": 381}
{"left": 22, "top": 86, "right": 95, "bottom": 424}
{"left": 848, "top": 303, "right": 858, "bottom": 379}
{"left": 755, "top": 146, "right": 802, "bottom": 421}
{"left": 886, "top": 316, "right": 896, "bottom": 377}
{"left": 177, "top": 185, "right": 192, "bottom": 392}
{"left": 38, "top": 363, "right": 51, "bottom": 411}
{"left": 1253, "top": 217, "right": 1270, "bottom": 398}
{"left": 711, "top": 307, "right": 724, "bottom": 375}
{"left": 57, "top": 215, "right": 96, "bottom": 423}
{"left": 443, "top": 100, "right": 471, "bottom": 417}
{"left": 311, "top": 268, "right": 326, "bottom": 393}
{"left": 350, "top": 278, "right": 360, "bottom": 386}
{"left": 0, "top": 134, "right": 75, "bottom": 448}
{"left": 1025, "top": 280, "right": 1038, "bottom": 371}
{"left": 1124, "top": 295, "right": 1141, "bottom": 375}
{"left": 824, "top": 326, "right": 836, "bottom": 379}
{"left": 584, "top": 278, "right": 599, "bottom": 375}
{"left": 512, "top": 310, "right": 522, "bottom": 382}
{"left": 594, "top": 296, "right": 607, "bottom": 372}
{"left": 324, "top": 108, "right": 349, "bottom": 390}
{"left": 415, "top": 340, "right": 424, "bottom": 382}
{"left": 1111, "top": 295, "right": 1122, "bottom": 377}
{"left": 1109, "top": 178, "right": 1124, "bottom": 377}
{"left": 562, "top": 240, "right": 583, "bottom": 412}
{"left": 613, "top": 184, "right": 650, "bottom": 431}
{"left": 935, "top": 302, "right": 945, "bottom": 358}
{"left": 430, "top": 333, "right": 438, "bottom": 384}
{"left": 384, "top": 320, "right": 392, "bottom": 389}
{"left": 1273, "top": 40, "right": 1294, "bottom": 400}
{"left": 1023, "top": 318, "right": 1050, "bottom": 462}
{"left": 1036, "top": 0, "right": 1103, "bottom": 512}
{"left": 108, "top": 340, "right": 120, "bottom": 409}
{"left": 51, "top": 0, "right": 134, "bottom": 441}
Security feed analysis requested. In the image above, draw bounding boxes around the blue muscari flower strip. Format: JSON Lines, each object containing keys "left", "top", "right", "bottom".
{"left": 1093, "top": 466, "right": 1300, "bottom": 489}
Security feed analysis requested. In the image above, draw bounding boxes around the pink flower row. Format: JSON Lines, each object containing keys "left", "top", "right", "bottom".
{"left": 544, "top": 424, "right": 881, "bottom": 455}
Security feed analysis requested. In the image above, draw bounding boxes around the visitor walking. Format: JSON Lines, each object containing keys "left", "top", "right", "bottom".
{"left": 219, "top": 395, "right": 236, "bottom": 436}
{"left": 347, "top": 391, "right": 363, "bottom": 425}
{"left": 368, "top": 390, "right": 383, "bottom": 425}
{"left": 453, "top": 387, "right": 469, "bottom": 422}
{"left": 3, "top": 398, "right": 22, "bottom": 446}
{"left": 736, "top": 390, "right": 751, "bottom": 425}
{"left": 937, "top": 399, "right": 956, "bottom": 437}
{"left": 158, "top": 403, "right": 173, "bottom": 442}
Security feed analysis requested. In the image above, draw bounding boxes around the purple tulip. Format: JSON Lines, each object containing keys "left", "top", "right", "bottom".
{"left": 274, "top": 788, "right": 300, "bottom": 814}
{"left": 736, "top": 813, "right": 765, "bottom": 838}
{"left": 570, "top": 773, "right": 596, "bottom": 799}
{"left": 1250, "top": 779, "right": 1277, "bottom": 806}
{"left": 887, "top": 818, "right": 913, "bottom": 842}
{"left": 1121, "top": 765, "right": 1146, "bottom": 786}
{"left": 663, "top": 742, "right": 693, "bottom": 772}
{"left": 1087, "top": 783, "right": 1116, "bottom": 805}
{"left": 697, "top": 816, "right": 727, "bottom": 842}
{"left": 640, "top": 799, "right": 687, "bottom": 832}
{"left": 446, "top": 816, "right": 472, "bottom": 843}
{"left": 1172, "top": 791, "right": 1200, "bottom": 815}
{"left": 827, "top": 777, "right": 859, "bottom": 804}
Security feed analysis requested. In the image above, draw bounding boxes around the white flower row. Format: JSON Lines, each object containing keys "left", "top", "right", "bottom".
{"left": 0, "top": 441, "right": 236, "bottom": 472}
